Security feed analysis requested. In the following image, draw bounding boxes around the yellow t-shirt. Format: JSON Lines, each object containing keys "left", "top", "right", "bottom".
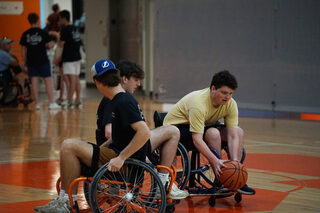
{"left": 163, "top": 88, "right": 238, "bottom": 134}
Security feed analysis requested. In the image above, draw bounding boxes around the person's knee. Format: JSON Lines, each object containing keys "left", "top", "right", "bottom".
{"left": 205, "top": 128, "right": 221, "bottom": 144}
{"left": 60, "top": 138, "right": 80, "bottom": 152}
{"left": 167, "top": 125, "right": 180, "bottom": 140}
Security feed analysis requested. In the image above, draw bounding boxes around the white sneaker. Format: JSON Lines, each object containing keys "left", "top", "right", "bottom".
{"left": 49, "top": 102, "right": 61, "bottom": 110}
{"left": 34, "top": 197, "right": 71, "bottom": 213}
{"left": 35, "top": 103, "right": 40, "bottom": 110}
{"left": 169, "top": 183, "right": 189, "bottom": 200}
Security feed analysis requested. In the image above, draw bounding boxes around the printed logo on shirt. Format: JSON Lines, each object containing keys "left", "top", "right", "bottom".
{"left": 137, "top": 104, "right": 144, "bottom": 120}
{"left": 26, "top": 33, "right": 42, "bottom": 45}
{"left": 72, "top": 30, "right": 81, "bottom": 42}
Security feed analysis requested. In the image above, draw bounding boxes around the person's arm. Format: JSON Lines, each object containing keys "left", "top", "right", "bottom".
{"left": 107, "top": 121, "right": 151, "bottom": 172}
{"left": 99, "top": 123, "right": 112, "bottom": 147}
{"left": 226, "top": 127, "right": 240, "bottom": 161}
{"left": 100, "top": 136, "right": 112, "bottom": 148}
{"left": 192, "top": 132, "right": 226, "bottom": 177}
{"left": 104, "top": 123, "right": 112, "bottom": 140}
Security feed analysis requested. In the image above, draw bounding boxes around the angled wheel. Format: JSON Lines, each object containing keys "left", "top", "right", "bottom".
{"left": 175, "top": 142, "right": 191, "bottom": 190}
{"left": 89, "top": 158, "right": 166, "bottom": 213}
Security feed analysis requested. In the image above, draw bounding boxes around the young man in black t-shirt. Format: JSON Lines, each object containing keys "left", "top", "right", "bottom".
{"left": 34, "top": 59, "right": 188, "bottom": 213}
{"left": 58, "top": 10, "right": 82, "bottom": 108}
{"left": 96, "top": 60, "right": 144, "bottom": 146}
{"left": 20, "top": 13, "right": 60, "bottom": 110}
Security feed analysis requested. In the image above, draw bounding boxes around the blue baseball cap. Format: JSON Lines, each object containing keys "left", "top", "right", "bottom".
{"left": 90, "top": 59, "right": 117, "bottom": 77}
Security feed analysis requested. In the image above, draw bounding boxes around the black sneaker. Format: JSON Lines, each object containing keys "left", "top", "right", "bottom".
{"left": 237, "top": 184, "right": 256, "bottom": 195}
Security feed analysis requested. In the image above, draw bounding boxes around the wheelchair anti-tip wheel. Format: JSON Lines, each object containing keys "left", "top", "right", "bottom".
{"left": 89, "top": 158, "right": 167, "bottom": 213}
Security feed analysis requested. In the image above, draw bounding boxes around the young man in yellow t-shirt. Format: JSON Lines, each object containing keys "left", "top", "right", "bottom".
{"left": 164, "top": 70, "right": 255, "bottom": 195}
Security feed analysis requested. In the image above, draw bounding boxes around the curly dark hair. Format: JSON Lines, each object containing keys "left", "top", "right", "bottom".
{"left": 210, "top": 70, "right": 238, "bottom": 90}
{"left": 116, "top": 60, "right": 144, "bottom": 79}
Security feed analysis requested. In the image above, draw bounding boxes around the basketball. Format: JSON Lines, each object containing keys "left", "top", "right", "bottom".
{"left": 218, "top": 161, "right": 248, "bottom": 191}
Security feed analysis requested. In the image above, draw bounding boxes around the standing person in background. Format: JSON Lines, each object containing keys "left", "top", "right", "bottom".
{"left": 58, "top": 10, "right": 82, "bottom": 108}
{"left": 20, "top": 13, "right": 61, "bottom": 110}
{"left": 46, "top": 3, "right": 60, "bottom": 32}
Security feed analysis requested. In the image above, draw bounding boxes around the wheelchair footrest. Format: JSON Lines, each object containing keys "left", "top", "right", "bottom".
{"left": 188, "top": 187, "right": 234, "bottom": 197}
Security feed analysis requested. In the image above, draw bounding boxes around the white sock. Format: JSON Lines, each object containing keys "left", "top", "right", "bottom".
{"left": 59, "top": 190, "right": 66, "bottom": 200}
{"left": 72, "top": 194, "right": 77, "bottom": 204}
{"left": 157, "top": 172, "right": 169, "bottom": 185}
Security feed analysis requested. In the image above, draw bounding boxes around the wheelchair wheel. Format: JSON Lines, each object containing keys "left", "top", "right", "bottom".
{"left": 89, "top": 158, "right": 166, "bottom": 213}
{"left": 0, "top": 83, "right": 19, "bottom": 105}
{"left": 83, "top": 182, "right": 91, "bottom": 205}
{"left": 175, "top": 142, "right": 191, "bottom": 190}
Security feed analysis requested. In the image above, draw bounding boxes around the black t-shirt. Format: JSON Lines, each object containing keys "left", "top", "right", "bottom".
{"left": 19, "top": 28, "right": 50, "bottom": 66}
{"left": 60, "top": 25, "right": 82, "bottom": 62}
{"left": 109, "top": 92, "right": 151, "bottom": 161}
{"left": 96, "top": 97, "right": 112, "bottom": 145}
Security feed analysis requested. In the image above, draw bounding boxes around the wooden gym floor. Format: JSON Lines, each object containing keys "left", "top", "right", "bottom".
{"left": 0, "top": 84, "right": 319, "bottom": 213}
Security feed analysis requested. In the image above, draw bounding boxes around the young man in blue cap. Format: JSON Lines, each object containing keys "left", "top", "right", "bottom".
{"left": 34, "top": 59, "right": 188, "bottom": 213}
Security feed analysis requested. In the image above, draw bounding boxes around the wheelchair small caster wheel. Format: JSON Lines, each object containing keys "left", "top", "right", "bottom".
{"left": 209, "top": 195, "right": 216, "bottom": 206}
{"left": 235, "top": 192, "right": 242, "bottom": 203}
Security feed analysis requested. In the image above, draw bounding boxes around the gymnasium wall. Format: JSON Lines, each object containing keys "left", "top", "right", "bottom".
{"left": 0, "top": 0, "right": 40, "bottom": 61}
{"left": 153, "top": 0, "right": 320, "bottom": 113}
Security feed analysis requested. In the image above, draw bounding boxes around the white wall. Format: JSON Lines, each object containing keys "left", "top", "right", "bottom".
{"left": 84, "top": 0, "right": 110, "bottom": 83}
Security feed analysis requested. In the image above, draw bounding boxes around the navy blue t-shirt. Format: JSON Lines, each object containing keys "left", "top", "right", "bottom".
{"left": 109, "top": 92, "right": 151, "bottom": 161}
{"left": 60, "top": 25, "right": 82, "bottom": 62}
{"left": 96, "top": 97, "right": 112, "bottom": 145}
{"left": 19, "top": 28, "right": 50, "bottom": 66}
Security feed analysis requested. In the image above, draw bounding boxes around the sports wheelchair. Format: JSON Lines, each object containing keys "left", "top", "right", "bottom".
{"left": 0, "top": 69, "right": 31, "bottom": 106}
{"left": 56, "top": 158, "right": 179, "bottom": 213}
{"left": 153, "top": 111, "right": 247, "bottom": 207}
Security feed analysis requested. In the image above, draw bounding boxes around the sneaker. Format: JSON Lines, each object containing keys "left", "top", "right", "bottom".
{"left": 169, "top": 183, "right": 189, "bottom": 200}
{"left": 67, "top": 103, "right": 74, "bottom": 109}
{"left": 34, "top": 197, "right": 60, "bottom": 212}
{"left": 74, "top": 102, "right": 82, "bottom": 108}
{"left": 55, "top": 98, "right": 64, "bottom": 106}
{"left": 49, "top": 102, "right": 61, "bottom": 110}
{"left": 237, "top": 184, "right": 256, "bottom": 195}
{"left": 35, "top": 197, "right": 71, "bottom": 213}
{"left": 34, "top": 197, "right": 70, "bottom": 213}
{"left": 35, "top": 103, "right": 40, "bottom": 110}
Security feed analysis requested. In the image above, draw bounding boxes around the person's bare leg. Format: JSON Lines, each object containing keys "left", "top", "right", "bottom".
{"left": 220, "top": 127, "right": 244, "bottom": 160}
{"left": 44, "top": 77, "right": 54, "bottom": 103}
{"left": 31, "top": 77, "right": 39, "bottom": 104}
{"left": 60, "top": 138, "right": 93, "bottom": 194}
{"left": 75, "top": 75, "right": 81, "bottom": 104}
{"left": 66, "top": 74, "right": 76, "bottom": 104}
{"left": 150, "top": 125, "right": 179, "bottom": 174}
{"left": 204, "top": 127, "right": 222, "bottom": 157}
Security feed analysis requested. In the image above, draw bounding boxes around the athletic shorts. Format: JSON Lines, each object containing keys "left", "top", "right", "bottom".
{"left": 28, "top": 63, "right": 51, "bottom": 78}
{"left": 177, "top": 121, "right": 226, "bottom": 151}
{"left": 80, "top": 142, "right": 117, "bottom": 177}
{"left": 63, "top": 60, "right": 81, "bottom": 75}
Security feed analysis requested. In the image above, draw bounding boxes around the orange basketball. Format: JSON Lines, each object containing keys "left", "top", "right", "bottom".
{"left": 218, "top": 161, "right": 248, "bottom": 191}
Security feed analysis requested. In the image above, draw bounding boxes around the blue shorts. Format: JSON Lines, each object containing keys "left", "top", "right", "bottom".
{"left": 28, "top": 63, "right": 51, "bottom": 78}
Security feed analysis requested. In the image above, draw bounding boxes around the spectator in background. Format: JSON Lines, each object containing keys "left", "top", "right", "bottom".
{"left": 46, "top": 3, "right": 60, "bottom": 32}
{"left": 58, "top": 10, "right": 82, "bottom": 108}
{"left": 20, "top": 13, "right": 61, "bottom": 110}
